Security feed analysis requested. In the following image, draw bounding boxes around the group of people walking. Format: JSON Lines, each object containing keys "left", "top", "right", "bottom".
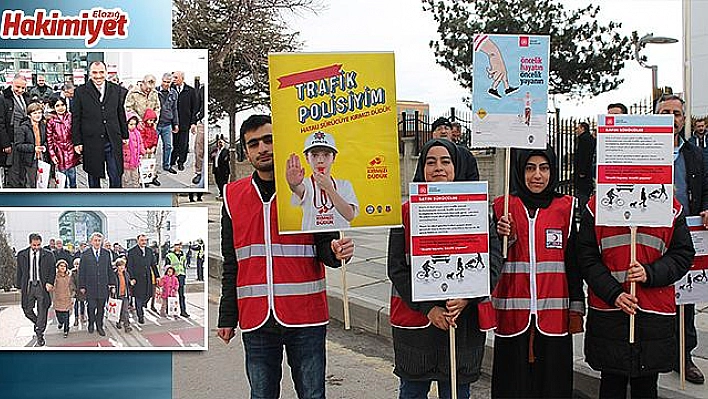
{"left": 219, "top": 99, "right": 704, "bottom": 399}
{"left": 0, "top": 61, "right": 204, "bottom": 188}
{"left": 16, "top": 232, "right": 198, "bottom": 346}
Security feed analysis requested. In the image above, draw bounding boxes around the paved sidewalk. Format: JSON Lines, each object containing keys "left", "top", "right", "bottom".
{"left": 199, "top": 195, "right": 708, "bottom": 398}
{"left": 0, "top": 292, "right": 205, "bottom": 349}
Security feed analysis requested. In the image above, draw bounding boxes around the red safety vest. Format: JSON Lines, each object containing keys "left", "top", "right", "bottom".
{"left": 586, "top": 196, "right": 680, "bottom": 315}
{"left": 224, "top": 177, "right": 329, "bottom": 332}
{"left": 389, "top": 202, "right": 431, "bottom": 329}
{"left": 492, "top": 195, "right": 574, "bottom": 337}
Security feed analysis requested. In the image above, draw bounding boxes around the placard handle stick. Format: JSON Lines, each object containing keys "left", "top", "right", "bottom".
{"left": 340, "top": 231, "right": 351, "bottom": 330}
{"left": 680, "top": 304, "right": 686, "bottom": 390}
{"left": 450, "top": 325, "right": 457, "bottom": 399}
{"left": 629, "top": 226, "right": 637, "bottom": 343}
{"left": 502, "top": 147, "right": 511, "bottom": 258}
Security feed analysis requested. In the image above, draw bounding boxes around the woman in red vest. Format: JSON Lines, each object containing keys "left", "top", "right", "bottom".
{"left": 492, "top": 147, "right": 585, "bottom": 398}
{"left": 388, "top": 139, "right": 502, "bottom": 399}
{"left": 578, "top": 194, "right": 693, "bottom": 398}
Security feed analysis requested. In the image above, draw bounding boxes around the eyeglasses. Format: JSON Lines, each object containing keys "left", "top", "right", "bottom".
{"left": 245, "top": 134, "right": 273, "bottom": 149}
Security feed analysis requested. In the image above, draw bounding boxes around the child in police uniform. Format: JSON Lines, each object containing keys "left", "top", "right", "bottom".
{"left": 285, "top": 130, "right": 359, "bottom": 231}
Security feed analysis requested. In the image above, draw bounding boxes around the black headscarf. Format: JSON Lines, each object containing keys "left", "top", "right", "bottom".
{"left": 512, "top": 146, "right": 563, "bottom": 210}
{"left": 413, "top": 139, "right": 459, "bottom": 183}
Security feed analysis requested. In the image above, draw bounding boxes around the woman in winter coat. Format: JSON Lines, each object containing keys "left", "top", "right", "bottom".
{"left": 387, "top": 139, "right": 502, "bottom": 399}
{"left": 491, "top": 147, "right": 585, "bottom": 398}
{"left": 578, "top": 191, "right": 694, "bottom": 398}
{"left": 46, "top": 96, "right": 80, "bottom": 188}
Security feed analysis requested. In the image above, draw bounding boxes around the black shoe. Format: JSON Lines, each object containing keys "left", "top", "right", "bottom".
{"left": 178, "top": 163, "right": 185, "bottom": 171}
{"left": 180, "top": 312, "right": 190, "bottom": 318}
{"left": 197, "top": 196, "right": 203, "bottom": 202}
{"left": 192, "top": 174, "right": 202, "bottom": 185}
{"left": 165, "top": 167, "right": 177, "bottom": 174}
{"left": 505, "top": 86, "right": 519, "bottom": 95}
{"left": 88, "top": 325, "right": 94, "bottom": 333}
{"left": 63, "top": 331, "right": 68, "bottom": 338}
{"left": 151, "top": 306, "right": 158, "bottom": 312}
{"left": 687, "top": 359, "right": 705, "bottom": 384}
{"left": 488, "top": 88, "right": 502, "bottom": 99}
{"left": 125, "top": 325, "right": 133, "bottom": 333}
{"left": 37, "top": 335, "right": 45, "bottom": 346}
{"left": 152, "top": 178, "right": 161, "bottom": 187}
{"left": 58, "top": 323, "right": 63, "bottom": 330}
{"left": 97, "top": 326, "right": 106, "bottom": 336}
{"left": 138, "top": 317, "right": 145, "bottom": 325}
{"left": 116, "top": 322, "right": 122, "bottom": 329}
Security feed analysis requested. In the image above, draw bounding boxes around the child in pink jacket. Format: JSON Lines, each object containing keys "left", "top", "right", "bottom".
{"left": 122, "top": 111, "right": 144, "bottom": 188}
{"left": 159, "top": 266, "right": 179, "bottom": 317}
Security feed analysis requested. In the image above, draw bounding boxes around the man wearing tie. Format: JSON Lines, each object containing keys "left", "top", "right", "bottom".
{"left": 78, "top": 232, "right": 116, "bottom": 336}
{"left": 15, "top": 233, "right": 56, "bottom": 347}
{"left": 72, "top": 61, "right": 129, "bottom": 188}
{"left": 2, "top": 77, "right": 31, "bottom": 187}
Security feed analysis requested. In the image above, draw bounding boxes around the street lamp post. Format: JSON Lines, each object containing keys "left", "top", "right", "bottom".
{"left": 633, "top": 33, "right": 679, "bottom": 104}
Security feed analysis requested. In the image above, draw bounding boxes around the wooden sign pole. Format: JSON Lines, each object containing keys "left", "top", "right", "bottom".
{"left": 629, "top": 226, "right": 637, "bottom": 343}
{"left": 502, "top": 147, "right": 511, "bottom": 258}
{"left": 340, "top": 231, "right": 351, "bottom": 330}
{"left": 450, "top": 326, "right": 457, "bottom": 399}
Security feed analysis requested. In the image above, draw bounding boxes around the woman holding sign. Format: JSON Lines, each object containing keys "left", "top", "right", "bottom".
{"left": 492, "top": 147, "right": 585, "bottom": 398}
{"left": 578, "top": 194, "right": 694, "bottom": 397}
{"left": 388, "top": 139, "right": 502, "bottom": 399}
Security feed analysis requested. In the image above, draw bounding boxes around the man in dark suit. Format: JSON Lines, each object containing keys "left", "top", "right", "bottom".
{"left": 170, "top": 71, "right": 198, "bottom": 171}
{"left": 3, "top": 77, "right": 32, "bottom": 187}
{"left": 126, "top": 234, "right": 157, "bottom": 324}
{"left": 574, "top": 121, "right": 595, "bottom": 211}
{"left": 212, "top": 136, "right": 230, "bottom": 199}
{"left": 15, "top": 233, "right": 56, "bottom": 346}
{"left": 78, "top": 232, "right": 116, "bottom": 336}
{"left": 72, "top": 61, "right": 129, "bottom": 188}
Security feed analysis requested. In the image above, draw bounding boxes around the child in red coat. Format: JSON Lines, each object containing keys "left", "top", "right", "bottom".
{"left": 140, "top": 108, "right": 161, "bottom": 187}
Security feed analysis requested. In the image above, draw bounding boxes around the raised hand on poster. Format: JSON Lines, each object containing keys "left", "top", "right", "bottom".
{"left": 286, "top": 153, "right": 305, "bottom": 197}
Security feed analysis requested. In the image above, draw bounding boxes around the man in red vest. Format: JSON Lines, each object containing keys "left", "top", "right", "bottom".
{"left": 217, "top": 114, "right": 354, "bottom": 399}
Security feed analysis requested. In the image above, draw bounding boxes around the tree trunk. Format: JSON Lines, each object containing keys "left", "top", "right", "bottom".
{"left": 229, "top": 110, "right": 238, "bottom": 182}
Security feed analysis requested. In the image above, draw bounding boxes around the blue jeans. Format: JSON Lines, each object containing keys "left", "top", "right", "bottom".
{"left": 399, "top": 379, "right": 470, "bottom": 399}
{"left": 177, "top": 274, "right": 187, "bottom": 315}
{"left": 241, "top": 318, "right": 326, "bottom": 399}
{"left": 157, "top": 124, "right": 173, "bottom": 170}
{"left": 63, "top": 166, "right": 77, "bottom": 188}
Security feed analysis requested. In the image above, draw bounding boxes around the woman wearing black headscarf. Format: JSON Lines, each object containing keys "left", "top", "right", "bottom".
{"left": 491, "top": 147, "right": 585, "bottom": 398}
{"left": 388, "top": 139, "right": 502, "bottom": 399}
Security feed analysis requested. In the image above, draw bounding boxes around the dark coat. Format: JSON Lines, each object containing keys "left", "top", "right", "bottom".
{"left": 15, "top": 118, "right": 47, "bottom": 167}
{"left": 53, "top": 248, "right": 74, "bottom": 270}
{"left": 678, "top": 138, "right": 708, "bottom": 216}
{"left": 2, "top": 87, "right": 32, "bottom": 167}
{"left": 126, "top": 245, "right": 157, "bottom": 302}
{"left": 71, "top": 80, "right": 129, "bottom": 178}
{"left": 387, "top": 206, "right": 502, "bottom": 383}
{"left": 578, "top": 205, "right": 694, "bottom": 376}
{"left": 78, "top": 247, "right": 117, "bottom": 299}
{"left": 15, "top": 247, "right": 56, "bottom": 298}
{"left": 687, "top": 134, "right": 708, "bottom": 173}
{"left": 574, "top": 131, "right": 595, "bottom": 195}
{"left": 173, "top": 83, "right": 198, "bottom": 130}
{"left": 212, "top": 146, "right": 230, "bottom": 182}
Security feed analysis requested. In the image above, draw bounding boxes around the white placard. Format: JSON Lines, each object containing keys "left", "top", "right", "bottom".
{"left": 595, "top": 114, "right": 674, "bottom": 227}
{"left": 676, "top": 216, "right": 708, "bottom": 305}
{"left": 409, "top": 181, "right": 490, "bottom": 301}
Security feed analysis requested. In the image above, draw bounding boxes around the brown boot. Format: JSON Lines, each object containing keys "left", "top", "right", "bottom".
{"left": 687, "top": 358, "right": 705, "bottom": 385}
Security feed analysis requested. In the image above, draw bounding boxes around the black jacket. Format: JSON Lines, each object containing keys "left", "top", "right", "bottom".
{"left": 78, "top": 247, "right": 117, "bottom": 299}
{"left": 71, "top": 80, "right": 129, "bottom": 178}
{"left": 678, "top": 137, "right": 708, "bottom": 216}
{"left": 578, "top": 204, "right": 694, "bottom": 376}
{"left": 15, "top": 118, "right": 47, "bottom": 167}
{"left": 172, "top": 83, "right": 198, "bottom": 130}
{"left": 2, "top": 87, "right": 32, "bottom": 166}
{"left": 15, "top": 247, "right": 56, "bottom": 294}
{"left": 126, "top": 245, "right": 157, "bottom": 302}
{"left": 217, "top": 172, "right": 341, "bottom": 329}
{"left": 574, "top": 131, "right": 595, "bottom": 195}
